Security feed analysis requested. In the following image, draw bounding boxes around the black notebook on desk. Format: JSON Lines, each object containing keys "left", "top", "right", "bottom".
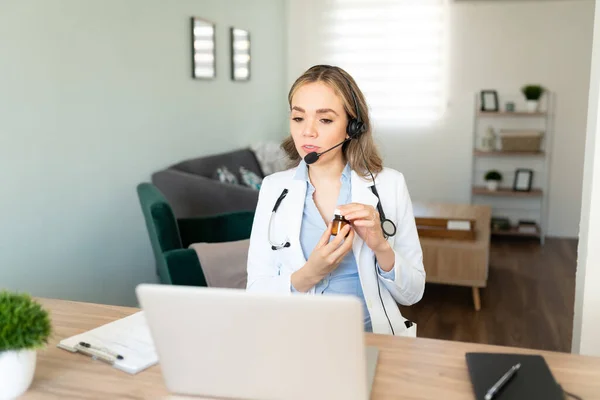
{"left": 465, "top": 353, "right": 563, "bottom": 400}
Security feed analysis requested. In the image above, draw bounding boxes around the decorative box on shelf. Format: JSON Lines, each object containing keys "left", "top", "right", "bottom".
{"left": 517, "top": 220, "right": 539, "bottom": 234}
{"left": 499, "top": 130, "right": 544, "bottom": 152}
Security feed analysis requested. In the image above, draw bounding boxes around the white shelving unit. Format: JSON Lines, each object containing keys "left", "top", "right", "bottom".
{"left": 469, "top": 91, "right": 555, "bottom": 245}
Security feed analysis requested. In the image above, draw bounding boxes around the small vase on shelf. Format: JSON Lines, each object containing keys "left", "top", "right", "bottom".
{"left": 486, "top": 180, "right": 499, "bottom": 191}
{"left": 521, "top": 84, "right": 545, "bottom": 113}
{"left": 526, "top": 100, "right": 539, "bottom": 113}
{"left": 484, "top": 170, "right": 502, "bottom": 192}
{"left": 479, "top": 126, "right": 496, "bottom": 152}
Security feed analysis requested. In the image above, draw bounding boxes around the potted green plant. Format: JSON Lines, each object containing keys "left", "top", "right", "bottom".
{"left": 0, "top": 291, "right": 51, "bottom": 398}
{"left": 484, "top": 170, "right": 502, "bottom": 191}
{"left": 521, "top": 84, "right": 545, "bottom": 112}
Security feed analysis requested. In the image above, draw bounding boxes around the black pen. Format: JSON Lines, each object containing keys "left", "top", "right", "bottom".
{"left": 79, "top": 341, "right": 124, "bottom": 360}
{"left": 484, "top": 363, "right": 520, "bottom": 400}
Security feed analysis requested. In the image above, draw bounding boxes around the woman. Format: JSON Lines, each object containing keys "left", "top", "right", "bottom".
{"left": 246, "top": 65, "right": 425, "bottom": 336}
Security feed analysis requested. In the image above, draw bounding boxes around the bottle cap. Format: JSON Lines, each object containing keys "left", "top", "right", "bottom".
{"left": 334, "top": 208, "right": 342, "bottom": 216}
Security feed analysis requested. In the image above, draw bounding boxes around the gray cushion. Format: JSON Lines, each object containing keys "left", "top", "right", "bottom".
{"left": 189, "top": 239, "right": 250, "bottom": 289}
{"left": 152, "top": 169, "right": 259, "bottom": 218}
{"left": 172, "top": 149, "right": 264, "bottom": 181}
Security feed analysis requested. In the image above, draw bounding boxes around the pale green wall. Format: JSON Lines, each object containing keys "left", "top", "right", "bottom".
{"left": 0, "top": 0, "right": 287, "bottom": 306}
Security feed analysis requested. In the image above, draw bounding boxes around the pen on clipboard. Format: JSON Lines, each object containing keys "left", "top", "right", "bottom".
{"left": 75, "top": 341, "right": 125, "bottom": 365}
{"left": 78, "top": 341, "right": 124, "bottom": 360}
{"left": 74, "top": 343, "right": 116, "bottom": 365}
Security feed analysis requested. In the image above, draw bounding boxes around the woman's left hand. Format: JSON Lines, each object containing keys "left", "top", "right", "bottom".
{"left": 337, "top": 203, "right": 389, "bottom": 253}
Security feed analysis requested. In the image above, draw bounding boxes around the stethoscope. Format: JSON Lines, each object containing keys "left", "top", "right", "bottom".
{"left": 269, "top": 189, "right": 291, "bottom": 250}
{"left": 268, "top": 185, "right": 397, "bottom": 251}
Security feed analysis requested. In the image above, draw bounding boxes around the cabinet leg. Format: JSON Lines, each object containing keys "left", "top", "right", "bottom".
{"left": 472, "top": 287, "right": 481, "bottom": 311}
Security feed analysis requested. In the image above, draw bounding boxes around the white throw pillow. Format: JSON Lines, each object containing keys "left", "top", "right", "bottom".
{"left": 250, "top": 141, "right": 290, "bottom": 176}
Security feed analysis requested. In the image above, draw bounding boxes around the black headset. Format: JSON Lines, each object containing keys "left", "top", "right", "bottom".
{"left": 345, "top": 84, "right": 367, "bottom": 140}
{"left": 318, "top": 65, "right": 397, "bottom": 239}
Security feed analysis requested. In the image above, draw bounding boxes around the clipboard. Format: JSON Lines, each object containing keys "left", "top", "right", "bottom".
{"left": 57, "top": 311, "right": 158, "bottom": 374}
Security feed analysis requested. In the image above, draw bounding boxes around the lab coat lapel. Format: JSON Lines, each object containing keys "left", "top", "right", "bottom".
{"left": 285, "top": 178, "right": 308, "bottom": 265}
{"left": 350, "top": 171, "right": 380, "bottom": 264}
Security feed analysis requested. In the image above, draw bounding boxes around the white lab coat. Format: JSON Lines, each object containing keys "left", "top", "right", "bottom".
{"left": 246, "top": 164, "right": 425, "bottom": 336}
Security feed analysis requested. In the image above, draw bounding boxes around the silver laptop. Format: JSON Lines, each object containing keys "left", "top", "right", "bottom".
{"left": 136, "top": 284, "right": 378, "bottom": 400}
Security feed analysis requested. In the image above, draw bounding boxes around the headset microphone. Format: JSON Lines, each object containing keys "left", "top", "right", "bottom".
{"left": 303, "top": 137, "right": 351, "bottom": 165}
{"left": 303, "top": 152, "right": 320, "bottom": 165}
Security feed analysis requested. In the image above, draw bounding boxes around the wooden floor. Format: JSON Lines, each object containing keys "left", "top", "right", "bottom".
{"left": 399, "top": 237, "right": 578, "bottom": 353}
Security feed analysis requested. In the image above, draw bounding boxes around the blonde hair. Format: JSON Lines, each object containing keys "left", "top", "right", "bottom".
{"left": 281, "top": 65, "right": 383, "bottom": 177}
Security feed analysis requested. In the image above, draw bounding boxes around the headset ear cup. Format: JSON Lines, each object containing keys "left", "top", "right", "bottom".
{"left": 347, "top": 119, "right": 365, "bottom": 139}
{"left": 357, "top": 121, "right": 365, "bottom": 135}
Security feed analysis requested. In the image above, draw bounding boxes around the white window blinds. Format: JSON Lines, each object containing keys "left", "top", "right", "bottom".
{"left": 318, "top": 0, "right": 448, "bottom": 126}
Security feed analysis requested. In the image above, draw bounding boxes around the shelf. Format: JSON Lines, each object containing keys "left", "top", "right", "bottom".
{"left": 472, "top": 186, "right": 543, "bottom": 197}
{"left": 477, "top": 111, "right": 547, "bottom": 117}
{"left": 492, "top": 225, "right": 540, "bottom": 238}
{"left": 471, "top": 93, "right": 552, "bottom": 246}
{"left": 474, "top": 150, "right": 545, "bottom": 157}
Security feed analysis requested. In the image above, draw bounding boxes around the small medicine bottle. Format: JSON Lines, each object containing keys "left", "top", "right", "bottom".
{"left": 331, "top": 209, "right": 349, "bottom": 236}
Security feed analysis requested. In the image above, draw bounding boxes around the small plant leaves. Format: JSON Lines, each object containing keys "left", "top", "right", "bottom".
{"left": 0, "top": 291, "right": 52, "bottom": 351}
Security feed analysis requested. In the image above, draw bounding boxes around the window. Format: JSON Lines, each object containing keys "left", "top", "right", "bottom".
{"left": 318, "top": 0, "right": 448, "bottom": 126}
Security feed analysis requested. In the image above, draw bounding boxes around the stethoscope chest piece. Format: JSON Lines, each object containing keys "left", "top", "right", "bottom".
{"left": 381, "top": 218, "right": 397, "bottom": 238}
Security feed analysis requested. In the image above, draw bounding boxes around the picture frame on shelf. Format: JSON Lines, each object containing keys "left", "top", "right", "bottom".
{"left": 513, "top": 169, "right": 533, "bottom": 192}
{"left": 480, "top": 90, "right": 499, "bottom": 112}
{"left": 191, "top": 17, "right": 216, "bottom": 80}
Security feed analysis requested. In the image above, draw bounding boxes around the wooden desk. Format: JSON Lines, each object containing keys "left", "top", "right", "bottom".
{"left": 413, "top": 202, "right": 492, "bottom": 311}
{"left": 24, "top": 298, "right": 600, "bottom": 399}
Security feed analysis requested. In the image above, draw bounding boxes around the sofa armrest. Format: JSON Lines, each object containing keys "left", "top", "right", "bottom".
{"left": 164, "top": 248, "right": 208, "bottom": 287}
{"left": 152, "top": 169, "right": 259, "bottom": 218}
{"left": 177, "top": 211, "right": 255, "bottom": 247}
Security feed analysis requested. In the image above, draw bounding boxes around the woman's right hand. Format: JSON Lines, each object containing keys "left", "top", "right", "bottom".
{"left": 291, "top": 222, "right": 355, "bottom": 292}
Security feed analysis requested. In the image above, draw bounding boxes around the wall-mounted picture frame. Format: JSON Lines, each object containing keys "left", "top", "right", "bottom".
{"left": 513, "top": 168, "right": 533, "bottom": 192}
{"left": 191, "top": 17, "right": 216, "bottom": 79}
{"left": 230, "top": 27, "right": 250, "bottom": 81}
{"left": 480, "top": 90, "right": 499, "bottom": 112}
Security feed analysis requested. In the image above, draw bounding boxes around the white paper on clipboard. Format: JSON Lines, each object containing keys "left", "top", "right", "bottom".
{"left": 57, "top": 311, "right": 158, "bottom": 374}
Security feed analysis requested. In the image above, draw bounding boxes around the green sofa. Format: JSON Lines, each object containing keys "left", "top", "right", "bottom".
{"left": 136, "top": 183, "right": 255, "bottom": 286}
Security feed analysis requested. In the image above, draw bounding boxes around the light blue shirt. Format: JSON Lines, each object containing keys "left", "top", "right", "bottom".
{"left": 289, "top": 160, "right": 395, "bottom": 332}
